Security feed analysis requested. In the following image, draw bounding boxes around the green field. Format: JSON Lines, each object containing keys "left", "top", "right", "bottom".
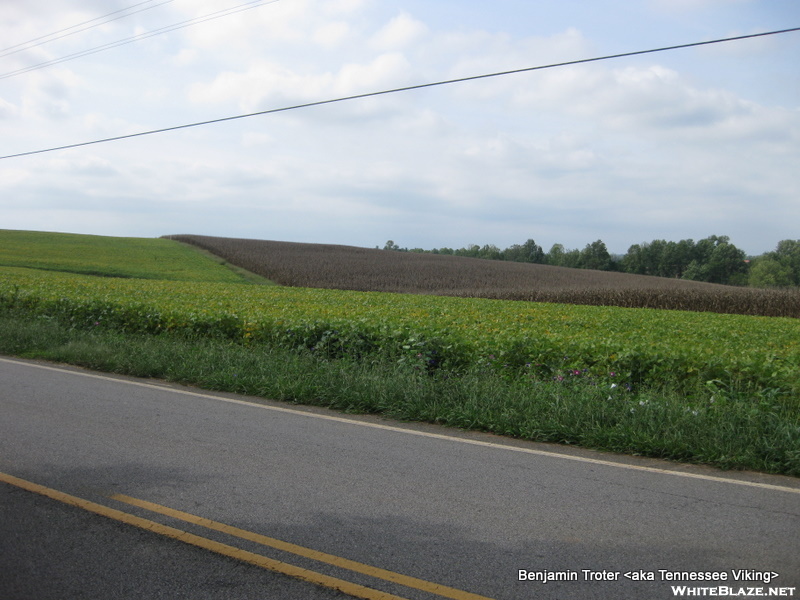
{"left": 0, "top": 229, "right": 255, "bottom": 282}
{"left": 2, "top": 230, "right": 798, "bottom": 475}
{"left": 2, "top": 264, "right": 798, "bottom": 396}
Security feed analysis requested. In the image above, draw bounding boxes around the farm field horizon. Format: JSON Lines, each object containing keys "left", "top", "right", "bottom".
{"left": 167, "top": 233, "right": 800, "bottom": 318}
{"left": 2, "top": 229, "right": 798, "bottom": 475}
{"left": 4, "top": 228, "right": 800, "bottom": 317}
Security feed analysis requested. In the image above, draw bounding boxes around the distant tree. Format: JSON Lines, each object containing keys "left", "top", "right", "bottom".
{"left": 503, "top": 244, "right": 524, "bottom": 262}
{"left": 620, "top": 243, "right": 647, "bottom": 274}
{"left": 683, "top": 237, "right": 747, "bottom": 285}
{"left": 646, "top": 239, "right": 669, "bottom": 276}
{"left": 708, "top": 243, "right": 748, "bottom": 285}
{"left": 659, "top": 241, "right": 679, "bottom": 277}
{"left": 579, "top": 240, "right": 613, "bottom": 271}
{"left": 749, "top": 240, "right": 800, "bottom": 287}
{"left": 383, "top": 240, "right": 401, "bottom": 251}
{"left": 621, "top": 239, "right": 672, "bottom": 276}
{"left": 773, "top": 239, "right": 800, "bottom": 285}
{"left": 653, "top": 239, "right": 691, "bottom": 277}
{"left": 693, "top": 235, "right": 729, "bottom": 264}
{"left": 547, "top": 243, "right": 565, "bottom": 266}
{"left": 479, "top": 244, "right": 503, "bottom": 260}
{"left": 748, "top": 258, "right": 794, "bottom": 288}
{"left": 670, "top": 239, "right": 696, "bottom": 278}
{"left": 681, "top": 260, "right": 706, "bottom": 282}
{"left": 708, "top": 239, "right": 747, "bottom": 285}
{"left": 521, "top": 239, "right": 546, "bottom": 263}
{"left": 562, "top": 248, "right": 582, "bottom": 269}
{"left": 460, "top": 244, "right": 481, "bottom": 258}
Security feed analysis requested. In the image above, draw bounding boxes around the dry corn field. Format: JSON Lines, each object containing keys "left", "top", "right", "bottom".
{"left": 165, "top": 234, "right": 800, "bottom": 318}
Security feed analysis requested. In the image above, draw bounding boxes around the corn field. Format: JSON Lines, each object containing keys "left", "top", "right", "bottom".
{"left": 166, "top": 235, "right": 800, "bottom": 318}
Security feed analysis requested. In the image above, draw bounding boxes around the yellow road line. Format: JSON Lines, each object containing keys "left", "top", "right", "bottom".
{"left": 0, "top": 472, "right": 409, "bottom": 600}
{"left": 112, "top": 493, "right": 495, "bottom": 600}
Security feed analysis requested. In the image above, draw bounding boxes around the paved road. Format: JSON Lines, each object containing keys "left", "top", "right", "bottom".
{"left": 1, "top": 356, "right": 798, "bottom": 600}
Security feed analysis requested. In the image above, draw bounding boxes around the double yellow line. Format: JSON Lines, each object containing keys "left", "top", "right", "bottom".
{"left": 1, "top": 471, "right": 494, "bottom": 600}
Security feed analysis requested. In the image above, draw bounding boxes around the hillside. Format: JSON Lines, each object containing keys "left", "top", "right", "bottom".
{"left": 0, "top": 230, "right": 248, "bottom": 283}
{"left": 165, "top": 234, "right": 800, "bottom": 317}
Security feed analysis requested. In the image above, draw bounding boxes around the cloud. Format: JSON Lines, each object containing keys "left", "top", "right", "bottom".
{"left": 16, "top": 68, "right": 83, "bottom": 120}
{"left": 649, "top": 0, "right": 753, "bottom": 14}
{"left": 0, "top": 97, "right": 18, "bottom": 119}
{"left": 313, "top": 20, "right": 351, "bottom": 47}
{"left": 189, "top": 51, "right": 415, "bottom": 115}
{"left": 370, "top": 12, "right": 428, "bottom": 50}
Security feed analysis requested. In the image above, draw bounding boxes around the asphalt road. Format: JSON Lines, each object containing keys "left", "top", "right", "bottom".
{"left": 1, "top": 355, "right": 798, "bottom": 600}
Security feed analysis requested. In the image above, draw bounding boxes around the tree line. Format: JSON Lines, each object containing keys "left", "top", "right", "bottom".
{"left": 380, "top": 236, "right": 800, "bottom": 288}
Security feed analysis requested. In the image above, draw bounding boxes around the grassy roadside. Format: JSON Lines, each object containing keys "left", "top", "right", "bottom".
{"left": 2, "top": 312, "right": 798, "bottom": 476}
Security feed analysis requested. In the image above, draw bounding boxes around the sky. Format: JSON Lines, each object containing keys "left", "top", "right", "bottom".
{"left": 1, "top": 0, "right": 798, "bottom": 256}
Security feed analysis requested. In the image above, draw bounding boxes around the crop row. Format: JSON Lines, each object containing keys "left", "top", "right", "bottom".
{"left": 2, "top": 266, "right": 798, "bottom": 396}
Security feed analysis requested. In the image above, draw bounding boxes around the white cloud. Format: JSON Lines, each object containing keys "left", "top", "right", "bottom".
{"left": 335, "top": 52, "right": 413, "bottom": 94}
{"left": 190, "top": 51, "right": 414, "bottom": 116}
{"left": 370, "top": 12, "right": 428, "bottom": 51}
{"left": 649, "top": 0, "right": 753, "bottom": 14}
{"left": 0, "top": 97, "right": 19, "bottom": 119}
{"left": 313, "top": 21, "right": 351, "bottom": 47}
{"left": 16, "top": 68, "right": 82, "bottom": 120}
{"left": 170, "top": 47, "right": 197, "bottom": 67}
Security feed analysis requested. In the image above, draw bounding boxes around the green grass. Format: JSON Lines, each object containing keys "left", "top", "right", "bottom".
{"left": 1, "top": 313, "right": 797, "bottom": 476}
{"left": 0, "top": 229, "right": 269, "bottom": 283}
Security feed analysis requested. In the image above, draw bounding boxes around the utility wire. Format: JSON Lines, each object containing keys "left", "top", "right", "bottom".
{"left": 2, "top": 26, "right": 799, "bottom": 161}
{"left": 0, "top": 0, "right": 174, "bottom": 59}
{"left": 0, "top": 0, "right": 281, "bottom": 80}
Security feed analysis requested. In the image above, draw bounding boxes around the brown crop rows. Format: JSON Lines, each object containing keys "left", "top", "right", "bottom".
{"left": 165, "top": 235, "right": 800, "bottom": 318}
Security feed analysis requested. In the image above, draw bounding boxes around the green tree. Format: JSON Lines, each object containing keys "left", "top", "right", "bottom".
{"left": 620, "top": 243, "right": 647, "bottom": 274}
{"left": 672, "top": 239, "right": 696, "bottom": 278}
{"left": 563, "top": 248, "right": 582, "bottom": 269}
{"left": 547, "top": 243, "right": 565, "bottom": 266}
{"left": 682, "top": 260, "right": 707, "bottom": 282}
{"left": 457, "top": 244, "right": 481, "bottom": 258}
{"left": 522, "top": 239, "right": 546, "bottom": 263}
{"left": 479, "top": 244, "right": 503, "bottom": 260}
{"left": 684, "top": 238, "right": 746, "bottom": 285}
{"left": 773, "top": 239, "right": 800, "bottom": 285}
{"left": 748, "top": 258, "right": 794, "bottom": 288}
{"left": 647, "top": 239, "right": 669, "bottom": 276}
{"left": 579, "top": 240, "right": 613, "bottom": 271}
{"left": 504, "top": 239, "right": 545, "bottom": 263}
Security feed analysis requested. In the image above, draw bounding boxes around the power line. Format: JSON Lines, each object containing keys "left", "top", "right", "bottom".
{"left": 0, "top": 0, "right": 174, "bottom": 59}
{"left": 2, "top": 26, "right": 798, "bottom": 161}
{"left": 0, "top": 0, "right": 282, "bottom": 80}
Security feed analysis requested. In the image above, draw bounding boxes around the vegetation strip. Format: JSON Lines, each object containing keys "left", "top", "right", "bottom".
{"left": 0, "top": 472, "right": 413, "bottom": 600}
{"left": 3, "top": 356, "right": 797, "bottom": 491}
{"left": 1, "top": 315, "right": 798, "bottom": 476}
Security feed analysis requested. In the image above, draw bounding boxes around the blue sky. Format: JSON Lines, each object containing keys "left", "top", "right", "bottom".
{"left": 1, "top": 0, "right": 798, "bottom": 255}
